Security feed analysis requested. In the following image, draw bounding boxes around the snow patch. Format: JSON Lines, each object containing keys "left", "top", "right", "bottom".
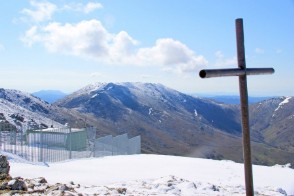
{"left": 91, "top": 94, "right": 98, "bottom": 98}
{"left": 274, "top": 97, "right": 292, "bottom": 112}
{"left": 194, "top": 109, "right": 198, "bottom": 117}
{"left": 272, "top": 97, "right": 292, "bottom": 117}
{"left": 106, "top": 86, "right": 113, "bottom": 91}
{"left": 272, "top": 163, "right": 291, "bottom": 168}
{"left": 149, "top": 108, "right": 153, "bottom": 115}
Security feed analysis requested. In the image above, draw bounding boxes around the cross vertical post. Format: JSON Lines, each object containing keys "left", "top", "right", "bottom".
{"left": 199, "top": 18, "right": 274, "bottom": 196}
{"left": 236, "top": 18, "right": 254, "bottom": 196}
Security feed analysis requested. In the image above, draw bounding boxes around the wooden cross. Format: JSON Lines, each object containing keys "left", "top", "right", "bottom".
{"left": 199, "top": 18, "right": 274, "bottom": 196}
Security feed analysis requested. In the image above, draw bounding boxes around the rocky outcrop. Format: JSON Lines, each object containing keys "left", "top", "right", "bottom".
{"left": 0, "top": 155, "right": 28, "bottom": 193}
{"left": 0, "top": 155, "right": 10, "bottom": 180}
{"left": 0, "top": 155, "right": 81, "bottom": 195}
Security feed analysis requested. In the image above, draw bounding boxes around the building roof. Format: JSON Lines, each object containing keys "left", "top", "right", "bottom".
{"left": 29, "top": 127, "right": 86, "bottom": 134}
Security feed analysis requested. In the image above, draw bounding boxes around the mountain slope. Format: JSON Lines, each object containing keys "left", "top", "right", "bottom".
{"left": 56, "top": 82, "right": 241, "bottom": 134}
{"left": 250, "top": 96, "right": 294, "bottom": 152}
{"left": 55, "top": 82, "right": 294, "bottom": 166}
{"left": 0, "top": 88, "right": 96, "bottom": 130}
{"left": 0, "top": 88, "right": 63, "bottom": 129}
{"left": 56, "top": 82, "right": 241, "bottom": 155}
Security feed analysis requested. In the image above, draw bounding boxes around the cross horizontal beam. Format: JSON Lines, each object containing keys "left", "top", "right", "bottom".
{"left": 199, "top": 68, "right": 274, "bottom": 78}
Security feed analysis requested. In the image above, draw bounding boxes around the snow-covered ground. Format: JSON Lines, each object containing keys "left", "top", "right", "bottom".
{"left": 6, "top": 153, "right": 294, "bottom": 195}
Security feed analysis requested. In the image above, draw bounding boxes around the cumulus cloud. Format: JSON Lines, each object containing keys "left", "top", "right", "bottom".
{"left": 135, "top": 38, "right": 207, "bottom": 73}
{"left": 21, "top": 0, "right": 57, "bottom": 23}
{"left": 21, "top": 1, "right": 103, "bottom": 24}
{"left": 61, "top": 2, "right": 103, "bottom": 14}
{"left": 22, "top": 19, "right": 207, "bottom": 74}
{"left": 84, "top": 2, "right": 103, "bottom": 13}
{"left": 63, "top": 2, "right": 103, "bottom": 13}
{"left": 213, "top": 50, "right": 236, "bottom": 67}
{"left": 21, "top": 26, "right": 41, "bottom": 46}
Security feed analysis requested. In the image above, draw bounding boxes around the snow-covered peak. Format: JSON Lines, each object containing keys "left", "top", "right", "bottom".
{"left": 279, "top": 96, "right": 292, "bottom": 105}
{"left": 1, "top": 88, "right": 43, "bottom": 103}
{"left": 72, "top": 82, "right": 107, "bottom": 96}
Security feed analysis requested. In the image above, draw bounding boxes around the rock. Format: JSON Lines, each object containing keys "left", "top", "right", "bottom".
{"left": 0, "top": 173, "right": 7, "bottom": 180}
{"left": 8, "top": 178, "right": 27, "bottom": 191}
{"left": 276, "top": 188, "right": 287, "bottom": 195}
{"left": 36, "top": 177, "right": 47, "bottom": 184}
{"left": 0, "top": 155, "right": 10, "bottom": 179}
{"left": 0, "top": 182, "right": 8, "bottom": 190}
{"left": 45, "top": 184, "right": 59, "bottom": 194}
{"left": 0, "top": 155, "right": 82, "bottom": 195}
{"left": 27, "top": 182, "right": 35, "bottom": 189}
{"left": 59, "top": 184, "right": 70, "bottom": 191}
{"left": 211, "top": 184, "right": 220, "bottom": 191}
{"left": 117, "top": 187, "right": 127, "bottom": 194}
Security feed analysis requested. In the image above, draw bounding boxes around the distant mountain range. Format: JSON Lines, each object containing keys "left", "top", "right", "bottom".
{"left": 31, "top": 89, "right": 272, "bottom": 105}
{"left": 1, "top": 83, "right": 294, "bottom": 167}
{"left": 194, "top": 95, "right": 273, "bottom": 104}
{"left": 32, "top": 90, "right": 67, "bottom": 103}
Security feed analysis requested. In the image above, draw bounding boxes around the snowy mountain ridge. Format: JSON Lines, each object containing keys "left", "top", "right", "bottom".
{"left": 55, "top": 82, "right": 294, "bottom": 167}
{"left": 0, "top": 88, "right": 62, "bottom": 129}
{"left": 0, "top": 88, "right": 48, "bottom": 111}
{"left": 0, "top": 98, "right": 62, "bottom": 130}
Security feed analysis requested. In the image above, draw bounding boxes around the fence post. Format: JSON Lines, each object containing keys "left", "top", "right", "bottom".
{"left": 13, "top": 130, "right": 15, "bottom": 154}
{"left": 69, "top": 127, "right": 72, "bottom": 159}
{"left": 40, "top": 131, "right": 43, "bottom": 162}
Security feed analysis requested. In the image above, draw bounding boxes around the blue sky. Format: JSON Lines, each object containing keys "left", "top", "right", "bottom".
{"left": 0, "top": 0, "right": 293, "bottom": 96}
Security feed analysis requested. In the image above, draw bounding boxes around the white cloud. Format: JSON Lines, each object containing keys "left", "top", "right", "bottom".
{"left": 63, "top": 2, "right": 103, "bottom": 14}
{"left": 21, "top": 26, "right": 42, "bottom": 46}
{"left": 255, "top": 47, "right": 265, "bottom": 54}
{"left": 22, "top": 20, "right": 110, "bottom": 57}
{"left": 213, "top": 51, "right": 236, "bottom": 67}
{"left": 84, "top": 2, "right": 103, "bottom": 13}
{"left": 137, "top": 39, "right": 207, "bottom": 73}
{"left": 20, "top": 1, "right": 103, "bottom": 24}
{"left": 21, "top": 0, "right": 57, "bottom": 23}
{"left": 22, "top": 19, "right": 207, "bottom": 74}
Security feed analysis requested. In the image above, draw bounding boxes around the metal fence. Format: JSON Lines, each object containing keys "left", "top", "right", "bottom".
{"left": 0, "top": 127, "right": 141, "bottom": 163}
